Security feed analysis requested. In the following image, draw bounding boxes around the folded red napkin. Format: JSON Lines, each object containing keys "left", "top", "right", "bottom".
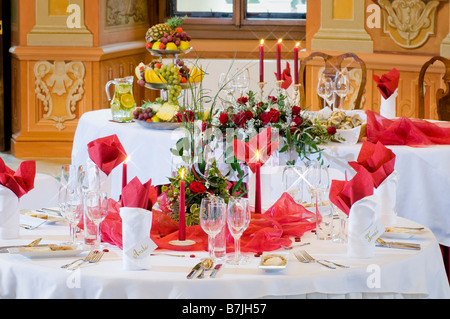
{"left": 233, "top": 127, "right": 280, "bottom": 173}
{"left": 366, "top": 110, "right": 450, "bottom": 146}
{"left": 121, "top": 177, "right": 158, "bottom": 210}
{"left": 348, "top": 141, "right": 395, "bottom": 188}
{"left": 87, "top": 134, "right": 127, "bottom": 176}
{"left": 0, "top": 158, "right": 35, "bottom": 198}
{"left": 274, "top": 62, "right": 292, "bottom": 90}
{"left": 373, "top": 68, "right": 400, "bottom": 99}
{"left": 329, "top": 168, "right": 374, "bottom": 216}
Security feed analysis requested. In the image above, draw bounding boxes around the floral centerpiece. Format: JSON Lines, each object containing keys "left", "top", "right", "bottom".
{"left": 213, "top": 90, "right": 340, "bottom": 164}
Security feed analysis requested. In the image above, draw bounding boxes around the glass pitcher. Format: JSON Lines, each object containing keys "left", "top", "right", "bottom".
{"left": 105, "top": 76, "right": 136, "bottom": 123}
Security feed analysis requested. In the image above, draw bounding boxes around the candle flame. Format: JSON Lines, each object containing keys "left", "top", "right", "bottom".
{"left": 125, "top": 156, "right": 130, "bottom": 163}
{"left": 255, "top": 149, "right": 261, "bottom": 162}
{"left": 278, "top": 38, "right": 283, "bottom": 44}
{"left": 180, "top": 167, "right": 186, "bottom": 179}
{"left": 260, "top": 39, "right": 264, "bottom": 45}
{"left": 296, "top": 42, "right": 300, "bottom": 48}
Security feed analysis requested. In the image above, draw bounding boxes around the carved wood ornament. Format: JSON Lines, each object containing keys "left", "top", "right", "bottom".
{"left": 377, "top": 0, "right": 441, "bottom": 49}
{"left": 34, "top": 61, "right": 86, "bottom": 131}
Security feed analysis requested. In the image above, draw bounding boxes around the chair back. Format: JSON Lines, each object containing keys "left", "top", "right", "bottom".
{"left": 418, "top": 56, "right": 450, "bottom": 121}
{"left": 299, "top": 52, "right": 367, "bottom": 110}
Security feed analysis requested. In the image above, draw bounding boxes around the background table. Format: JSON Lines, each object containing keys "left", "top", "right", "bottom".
{"left": 0, "top": 217, "right": 448, "bottom": 299}
{"left": 72, "top": 110, "right": 450, "bottom": 248}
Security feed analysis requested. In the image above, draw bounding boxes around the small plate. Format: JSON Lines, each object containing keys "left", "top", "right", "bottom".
{"left": 135, "top": 120, "right": 182, "bottom": 130}
{"left": 382, "top": 226, "right": 426, "bottom": 239}
{"left": 8, "top": 245, "right": 86, "bottom": 259}
{"left": 258, "top": 252, "right": 289, "bottom": 271}
{"left": 20, "top": 209, "right": 64, "bottom": 223}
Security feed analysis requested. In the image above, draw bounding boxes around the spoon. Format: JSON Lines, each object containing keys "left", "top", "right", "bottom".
{"left": 197, "top": 258, "right": 214, "bottom": 279}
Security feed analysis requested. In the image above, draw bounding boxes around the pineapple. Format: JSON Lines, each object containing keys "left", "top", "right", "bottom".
{"left": 145, "top": 16, "right": 187, "bottom": 43}
{"left": 156, "top": 102, "right": 179, "bottom": 121}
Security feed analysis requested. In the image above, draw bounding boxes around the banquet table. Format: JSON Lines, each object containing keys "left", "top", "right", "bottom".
{"left": 0, "top": 216, "right": 448, "bottom": 299}
{"left": 72, "top": 109, "right": 450, "bottom": 248}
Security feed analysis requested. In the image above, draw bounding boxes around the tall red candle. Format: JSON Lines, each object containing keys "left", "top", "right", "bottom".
{"left": 276, "top": 39, "right": 282, "bottom": 81}
{"left": 179, "top": 169, "right": 186, "bottom": 241}
{"left": 255, "top": 151, "right": 262, "bottom": 214}
{"left": 259, "top": 39, "right": 264, "bottom": 83}
{"left": 122, "top": 157, "right": 128, "bottom": 190}
{"left": 294, "top": 42, "right": 300, "bottom": 85}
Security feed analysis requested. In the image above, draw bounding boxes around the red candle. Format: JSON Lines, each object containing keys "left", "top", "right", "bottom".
{"left": 255, "top": 151, "right": 262, "bottom": 214}
{"left": 276, "top": 39, "right": 282, "bottom": 81}
{"left": 294, "top": 42, "right": 300, "bottom": 85}
{"left": 259, "top": 39, "right": 264, "bottom": 83}
{"left": 122, "top": 157, "right": 128, "bottom": 190}
{"left": 179, "top": 168, "right": 186, "bottom": 241}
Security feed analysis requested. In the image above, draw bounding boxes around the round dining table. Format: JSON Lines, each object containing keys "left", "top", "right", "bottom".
{"left": 0, "top": 214, "right": 448, "bottom": 299}
{"left": 72, "top": 109, "right": 450, "bottom": 248}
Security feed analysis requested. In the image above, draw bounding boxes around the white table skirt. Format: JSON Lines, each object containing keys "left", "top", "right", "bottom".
{"left": 0, "top": 217, "right": 448, "bottom": 299}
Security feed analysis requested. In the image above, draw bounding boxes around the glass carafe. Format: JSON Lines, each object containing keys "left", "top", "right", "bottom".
{"left": 105, "top": 76, "right": 136, "bottom": 123}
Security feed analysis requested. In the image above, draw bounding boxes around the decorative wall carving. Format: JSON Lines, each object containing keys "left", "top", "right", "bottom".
{"left": 106, "top": 0, "right": 148, "bottom": 27}
{"left": 377, "top": 0, "right": 440, "bottom": 49}
{"left": 34, "top": 61, "right": 86, "bottom": 131}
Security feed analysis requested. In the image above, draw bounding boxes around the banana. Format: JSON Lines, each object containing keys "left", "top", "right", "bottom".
{"left": 189, "top": 67, "right": 203, "bottom": 83}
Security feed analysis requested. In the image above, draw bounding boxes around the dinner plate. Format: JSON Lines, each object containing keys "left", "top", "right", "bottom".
{"left": 382, "top": 226, "right": 426, "bottom": 239}
{"left": 8, "top": 245, "right": 86, "bottom": 259}
{"left": 258, "top": 252, "right": 289, "bottom": 271}
{"left": 135, "top": 120, "right": 182, "bottom": 130}
{"left": 20, "top": 209, "right": 64, "bottom": 223}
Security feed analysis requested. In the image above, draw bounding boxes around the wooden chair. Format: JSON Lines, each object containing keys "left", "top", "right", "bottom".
{"left": 299, "top": 52, "right": 367, "bottom": 110}
{"left": 418, "top": 56, "right": 450, "bottom": 121}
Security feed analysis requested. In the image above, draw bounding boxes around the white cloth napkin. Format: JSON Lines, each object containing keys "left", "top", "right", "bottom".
{"left": 347, "top": 190, "right": 385, "bottom": 258}
{"left": 377, "top": 170, "right": 399, "bottom": 226}
{"left": 0, "top": 186, "right": 20, "bottom": 239}
{"left": 120, "top": 207, "right": 157, "bottom": 270}
{"left": 380, "top": 89, "right": 398, "bottom": 119}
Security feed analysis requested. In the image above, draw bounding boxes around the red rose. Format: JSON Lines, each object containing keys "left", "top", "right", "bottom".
{"left": 233, "top": 111, "right": 248, "bottom": 128}
{"left": 244, "top": 110, "right": 253, "bottom": 120}
{"left": 268, "top": 96, "right": 277, "bottom": 104}
{"left": 219, "top": 113, "right": 229, "bottom": 126}
{"left": 176, "top": 110, "right": 195, "bottom": 122}
{"left": 292, "top": 106, "right": 301, "bottom": 115}
{"left": 237, "top": 96, "right": 248, "bottom": 104}
{"left": 292, "top": 115, "right": 303, "bottom": 127}
{"left": 260, "top": 112, "right": 270, "bottom": 126}
{"left": 268, "top": 108, "right": 279, "bottom": 123}
{"left": 327, "top": 126, "right": 337, "bottom": 135}
{"left": 188, "top": 181, "right": 206, "bottom": 194}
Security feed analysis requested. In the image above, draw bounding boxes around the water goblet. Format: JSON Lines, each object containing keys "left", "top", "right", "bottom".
{"left": 218, "top": 72, "right": 235, "bottom": 105}
{"left": 226, "top": 197, "right": 251, "bottom": 265}
{"left": 335, "top": 71, "right": 349, "bottom": 109}
{"left": 232, "top": 68, "right": 250, "bottom": 97}
{"left": 63, "top": 183, "right": 84, "bottom": 244}
{"left": 200, "top": 197, "right": 227, "bottom": 260}
{"left": 317, "top": 74, "right": 335, "bottom": 109}
{"left": 85, "top": 192, "right": 109, "bottom": 248}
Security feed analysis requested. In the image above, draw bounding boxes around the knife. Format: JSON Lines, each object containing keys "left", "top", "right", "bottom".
{"left": 0, "top": 238, "right": 43, "bottom": 253}
{"left": 210, "top": 264, "right": 223, "bottom": 278}
{"left": 376, "top": 242, "right": 421, "bottom": 250}
{"left": 187, "top": 262, "right": 202, "bottom": 279}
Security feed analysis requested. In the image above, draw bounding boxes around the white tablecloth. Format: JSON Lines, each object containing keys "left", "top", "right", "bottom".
{"left": 72, "top": 110, "right": 450, "bottom": 247}
{"left": 0, "top": 217, "right": 448, "bottom": 299}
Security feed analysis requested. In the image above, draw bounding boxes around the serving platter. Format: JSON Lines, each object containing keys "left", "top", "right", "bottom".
{"left": 135, "top": 120, "right": 182, "bottom": 130}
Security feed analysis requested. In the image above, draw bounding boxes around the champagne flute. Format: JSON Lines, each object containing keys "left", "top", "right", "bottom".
{"left": 335, "top": 71, "right": 349, "bottom": 109}
{"left": 85, "top": 192, "right": 109, "bottom": 248}
{"left": 64, "top": 180, "right": 83, "bottom": 244}
{"left": 200, "top": 197, "right": 227, "bottom": 260}
{"left": 226, "top": 197, "right": 250, "bottom": 265}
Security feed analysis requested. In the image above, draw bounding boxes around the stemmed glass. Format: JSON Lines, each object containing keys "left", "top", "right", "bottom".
{"left": 232, "top": 68, "right": 250, "bottom": 97}
{"left": 200, "top": 197, "right": 227, "bottom": 260}
{"left": 218, "top": 72, "right": 235, "bottom": 107}
{"left": 226, "top": 197, "right": 251, "bottom": 265}
{"left": 335, "top": 71, "right": 349, "bottom": 109}
{"left": 85, "top": 192, "right": 109, "bottom": 248}
{"left": 317, "top": 73, "right": 335, "bottom": 109}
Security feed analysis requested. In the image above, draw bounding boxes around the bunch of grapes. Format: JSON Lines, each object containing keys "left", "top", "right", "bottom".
{"left": 133, "top": 107, "right": 154, "bottom": 121}
{"left": 155, "top": 63, "right": 182, "bottom": 104}
{"left": 159, "top": 29, "right": 191, "bottom": 47}
{"left": 176, "top": 58, "right": 189, "bottom": 83}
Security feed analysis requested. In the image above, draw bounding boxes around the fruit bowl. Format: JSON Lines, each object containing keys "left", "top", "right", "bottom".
{"left": 135, "top": 119, "right": 182, "bottom": 130}
{"left": 144, "top": 82, "right": 196, "bottom": 90}
{"left": 146, "top": 47, "right": 193, "bottom": 57}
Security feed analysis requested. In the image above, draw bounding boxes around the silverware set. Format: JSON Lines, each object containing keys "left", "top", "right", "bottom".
{"left": 61, "top": 250, "right": 105, "bottom": 270}
{"left": 187, "top": 259, "right": 223, "bottom": 279}
{"left": 294, "top": 249, "right": 349, "bottom": 269}
{"left": 376, "top": 238, "right": 421, "bottom": 250}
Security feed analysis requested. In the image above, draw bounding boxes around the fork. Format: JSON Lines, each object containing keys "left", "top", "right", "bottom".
{"left": 20, "top": 220, "right": 47, "bottom": 230}
{"left": 68, "top": 251, "right": 105, "bottom": 271}
{"left": 299, "top": 250, "right": 336, "bottom": 269}
{"left": 61, "top": 250, "right": 97, "bottom": 269}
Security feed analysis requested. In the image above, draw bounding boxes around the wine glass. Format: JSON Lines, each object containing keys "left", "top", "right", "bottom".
{"left": 200, "top": 197, "right": 227, "bottom": 260}
{"left": 335, "top": 71, "right": 349, "bottom": 109}
{"left": 232, "top": 68, "right": 250, "bottom": 97}
{"left": 63, "top": 178, "right": 84, "bottom": 245}
{"left": 58, "top": 164, "right": 77, "bottom": 215}
{"left": 85, "top": 192, "right": 109, "bottom": 248}
{"left": 317, "top": 74, "right": 334, "bottom": 109}
{"left": 218, "top": 72, "right": 235, "bottom": 106}
{"left": 226, "top": 197, "right": 250, "bottom": 265}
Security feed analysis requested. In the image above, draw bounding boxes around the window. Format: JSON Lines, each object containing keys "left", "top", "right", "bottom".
{"left": 160, "top": 0, "right": 306, "bottom": 40}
